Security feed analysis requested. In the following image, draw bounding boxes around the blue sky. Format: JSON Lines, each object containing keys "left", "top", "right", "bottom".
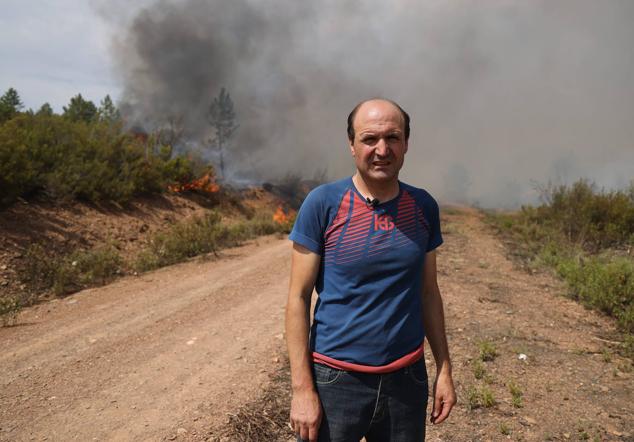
{"left": 0, "top": 1, "right": 120, "bottom": 112}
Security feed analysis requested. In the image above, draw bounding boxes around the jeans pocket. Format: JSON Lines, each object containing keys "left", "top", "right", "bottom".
{"left": 313, "top": 363, "right": 344, "bottom": 385}
{"left": 407, "top": 358, "right": 428, "bottom": 386}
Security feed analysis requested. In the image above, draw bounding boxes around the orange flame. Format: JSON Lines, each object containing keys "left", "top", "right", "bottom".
{"left": 273, "top": 206, "right": 291, "bottom": 224}
{"left": 168, "top": 173, "right": 220, "bottom": 193}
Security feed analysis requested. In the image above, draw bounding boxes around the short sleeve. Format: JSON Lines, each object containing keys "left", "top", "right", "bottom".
{"left": 289, "top": 188, "right": 326, "bottom": 255}
{"left": 426, "top": 196, "right": 443, "bottom": 252}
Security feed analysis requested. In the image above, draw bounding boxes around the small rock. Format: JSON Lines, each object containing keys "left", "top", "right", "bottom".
{"left": 177, "top": 428, "right": 187, "bottom": 435}
{"left": 518, "top": 353, "right": 527, "bottom": 361}
{"left": 0, "top": 264, "right": 7, "bottom": 270}
{"left": 563, "top": 432, "right": 571, "bottom": 439}
{"left": 523, "top": 416, "right": 537, "bottom": 425}
{"left": 186, "top": 340, "right": 195, "bottom": 345}
{"left": 275, "top": 333, "right": 284, "bottom": 340}
{"left": 67, "top": 299, "right": 78, "bottom": 305}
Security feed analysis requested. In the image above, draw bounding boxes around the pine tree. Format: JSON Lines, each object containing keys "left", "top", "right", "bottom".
{"left": 98, "top": 94, "right": 121, "bottom": 123}
{"left": 0, "top": 87, "right": 23, "bottom": 123}
{"left": 208, "top": 87, "right": 238, "bottom": 180}
{"left": 63, "top": 94, "right": 98, "bottom": 123}
{"left": 36, "top": 103, "right": 54, "bottom": 116}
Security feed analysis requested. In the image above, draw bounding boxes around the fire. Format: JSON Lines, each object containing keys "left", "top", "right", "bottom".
{"left": 273, "top": 205, "right": 292, "bottom": 224}
{"left": 168, "top": 173, "right": 220, "bottom": 193}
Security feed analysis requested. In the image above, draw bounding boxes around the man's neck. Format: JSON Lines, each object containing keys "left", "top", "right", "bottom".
{"left": 352, "top": 173, "right": 400, "bottom": 203}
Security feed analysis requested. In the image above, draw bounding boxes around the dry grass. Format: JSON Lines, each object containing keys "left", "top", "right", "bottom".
{"left": 208, "top": 357, "right": 294, "bottom": 442}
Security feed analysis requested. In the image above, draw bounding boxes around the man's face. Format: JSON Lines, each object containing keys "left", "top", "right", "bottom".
{"left": 349, "top": 100, "right": 408, "bottom": 183}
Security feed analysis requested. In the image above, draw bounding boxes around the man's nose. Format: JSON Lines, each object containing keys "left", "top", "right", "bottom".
{"left": 375, "top": 138, "right": 390, "bottom": 156}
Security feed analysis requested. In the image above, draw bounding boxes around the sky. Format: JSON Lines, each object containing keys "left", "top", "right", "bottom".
{"left": 1, "top": 1, "right": 633, "bottom": 207}
{"left": 0, "top": 0, "right": 120, "bottom": 112}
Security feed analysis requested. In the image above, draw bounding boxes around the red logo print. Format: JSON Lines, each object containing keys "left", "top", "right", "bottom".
{"left": 374, "top": 213, "right": 394, "bottom": 231}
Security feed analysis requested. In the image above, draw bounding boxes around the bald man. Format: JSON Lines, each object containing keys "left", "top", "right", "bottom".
{"left": 286, "top": 99, "right": 456, "bottom": 442}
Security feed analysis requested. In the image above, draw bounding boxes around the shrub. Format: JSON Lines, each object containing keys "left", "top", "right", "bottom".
{"left": 487, "top": 179, "right": 634, "bottom": 351}
{"left": 553, "top": 255, "right": 634, "bottom": 332}
{"left": 478, "top": 340, "right": 498, "bottom": 362}
{"left": 508, "top": 380, "right": 523, "bottom": 408}
{"left": 0, "top": 297, "right": 21, "bottom": 326}
{"left": 21, "top": 243, "right": 122, "bottom": 295}
{"left": 472, "top": 360, "right": 486, "bottom": 380}
{"left": 467, "top": 385, "right": 496, "bottom": 410}
{"left": 134, "top": 211, "right": 287, "bottom": 272}
{"left": 0, "top": 113, "right": 209, "bottom": 206}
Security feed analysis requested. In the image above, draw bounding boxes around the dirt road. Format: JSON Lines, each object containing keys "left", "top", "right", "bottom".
{"left": 0, "top": 235, "right": 290, "bottom": 441}
{"left": 1, "top": 209, "right": 632, "bottom": 441}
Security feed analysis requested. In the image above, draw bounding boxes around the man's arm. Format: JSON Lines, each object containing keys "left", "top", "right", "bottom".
{"left": 286, "top": 242, "right": 322, "bottom": 442}
{"left": 421, "top": 249, "right": 457, "bottom": 425}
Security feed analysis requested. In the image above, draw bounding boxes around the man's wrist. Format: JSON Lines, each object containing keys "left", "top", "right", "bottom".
{"left": 292, "top": 380, "right": 317, "bottom": 394}
{"left": 436, "top": 359, "right": 453, "bottom": 375}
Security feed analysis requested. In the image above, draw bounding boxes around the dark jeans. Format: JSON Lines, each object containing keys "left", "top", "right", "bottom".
{"left": 298, "top": 358, "right": 429, "bottom": 442}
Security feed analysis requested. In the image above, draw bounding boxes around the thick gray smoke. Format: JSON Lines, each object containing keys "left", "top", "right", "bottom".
{"left": 107, "top": 0, "right": 634, "bottom": 207}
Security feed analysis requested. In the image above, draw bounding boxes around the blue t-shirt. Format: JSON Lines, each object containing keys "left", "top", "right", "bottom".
{"left": 289, "top": 176, "right": 443, "bottom": 367}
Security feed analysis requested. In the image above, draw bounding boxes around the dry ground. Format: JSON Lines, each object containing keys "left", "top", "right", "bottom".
{"left": 1, "top": 207, "right": 632, "bottom": 441}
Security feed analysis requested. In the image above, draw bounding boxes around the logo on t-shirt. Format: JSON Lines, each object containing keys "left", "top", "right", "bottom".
{"left": 374, "top": 213, "right": 395, "bottom": 232}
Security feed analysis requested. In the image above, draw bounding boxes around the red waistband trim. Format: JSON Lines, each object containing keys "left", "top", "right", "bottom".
{"left": 312, "top": 342, "right": 424, "bottom": 374}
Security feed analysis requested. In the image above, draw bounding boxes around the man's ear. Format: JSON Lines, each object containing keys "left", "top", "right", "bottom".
{"left": 349, "top": 140, "right": 355, "bottom": 157}
{"left": 404, "top": 140, "right": 408, "bottom": 155}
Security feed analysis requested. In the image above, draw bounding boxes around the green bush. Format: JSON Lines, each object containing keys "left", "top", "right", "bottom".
{"left": 487, "top": 179, "right": 634, "bottom": 350}
{"left": 0, "top": 113, "right": 205, "bottom": 206}
{"left": 134, "top": 211, "right": 286, "bottom": 272}
{"left": 533, "top": 180, "right": 634, "bottom": 251}
{"left": 21, "top": 243, "right": 122, "bottom": 295}
{"left": 553, "top": 255, "right": 634, "bottom": 332}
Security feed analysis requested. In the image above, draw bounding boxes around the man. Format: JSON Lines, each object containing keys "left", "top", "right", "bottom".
{"left": 286, "top": 98, "right": 456, "bottom": 442}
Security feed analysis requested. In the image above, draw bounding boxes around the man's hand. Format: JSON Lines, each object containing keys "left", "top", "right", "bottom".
{"left": 290, "top": 388, "right": 322, "bottom": 442}
{"left": 430, "top": 369, "right": 456, "bottom": 425}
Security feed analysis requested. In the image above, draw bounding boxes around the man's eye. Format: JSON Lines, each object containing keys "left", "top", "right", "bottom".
{"left": 387, "top": 134, "right": 400, "bottom": 141}
{"left": 362, "top": 137, "right": 377, "bottom": 144}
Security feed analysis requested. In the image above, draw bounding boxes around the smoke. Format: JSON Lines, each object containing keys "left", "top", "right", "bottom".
{"left": 104, "top": 0, "right": 634, "bottom": 207}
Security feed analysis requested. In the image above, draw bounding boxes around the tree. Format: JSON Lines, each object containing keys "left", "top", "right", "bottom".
{"left": 63, "top": 94, "right": 97, "bottom": 123}
{"left": 98, "top": 94, "right": 121, "bottom": 124}
{"left": 0, "top": 87, "right": 23, "bottom": 123}
{"left": 36, "top": 103, "right": 54, "bottom": 116}
{"left": 208, "top": 87, "right": 238, "bottom": 180}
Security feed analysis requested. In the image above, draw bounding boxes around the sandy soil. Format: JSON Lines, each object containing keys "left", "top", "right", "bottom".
{"left": 1, "top": 207, "right": 632, "bottom": 441}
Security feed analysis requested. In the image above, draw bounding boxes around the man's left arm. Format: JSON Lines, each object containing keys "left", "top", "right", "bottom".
{"left": 421, "top": 249, "right": 457, "bottom": 425}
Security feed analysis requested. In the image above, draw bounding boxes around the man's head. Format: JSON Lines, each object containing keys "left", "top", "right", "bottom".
{"left": 347, "top": 98, "right": 410, "bottom": 143}
{"left": 347, "top": 98, "right": 409, "bottom": 184}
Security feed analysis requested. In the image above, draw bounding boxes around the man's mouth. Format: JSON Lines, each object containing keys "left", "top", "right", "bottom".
{"left": 372, "top": 161, "right": 390, "bottom": 166}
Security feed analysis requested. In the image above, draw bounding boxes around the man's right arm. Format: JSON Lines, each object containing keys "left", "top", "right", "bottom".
{"left": 286, "top": 242, "right": 322, "bottom": 442}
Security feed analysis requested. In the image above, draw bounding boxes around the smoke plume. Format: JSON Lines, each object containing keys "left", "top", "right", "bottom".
{"left": 106, "top": 0, "right": 634, "bottom": 207}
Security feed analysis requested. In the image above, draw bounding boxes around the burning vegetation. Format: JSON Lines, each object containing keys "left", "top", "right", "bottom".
{"left": 272, "top": 205, "right": 293, "bottom": 225}
{"left": 168, "top": 173, "right": 220, "bottom": 194}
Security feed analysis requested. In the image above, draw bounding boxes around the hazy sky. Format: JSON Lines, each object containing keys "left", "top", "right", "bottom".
{"left": 0, "top": 0, "right": 120, "bottom": 112}
{"left": 2, "top": 1, "right": 633, "bottom": 207}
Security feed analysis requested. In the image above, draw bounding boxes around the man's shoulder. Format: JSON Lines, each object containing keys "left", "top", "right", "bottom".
{"left": 399, "top": 181, "right": 438, "bottom": 206}
{"left": 303, "top": 176, "right": 352, "bottom": 205}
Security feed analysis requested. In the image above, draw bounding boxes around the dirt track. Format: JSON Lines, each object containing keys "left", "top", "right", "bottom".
{"left": 0, "top": 235, "right": 290, "bottom": 441}
{"left": 1, "top": 209, "right": 632, "bottom": 441}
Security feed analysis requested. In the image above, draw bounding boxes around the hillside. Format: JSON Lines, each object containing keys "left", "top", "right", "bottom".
{"left": 0, "top": 187, "right": 289, "bottom": 311}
